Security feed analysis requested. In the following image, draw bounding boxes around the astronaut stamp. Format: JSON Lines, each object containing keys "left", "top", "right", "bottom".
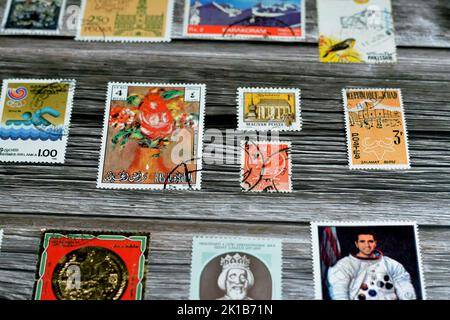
{"left": 1, "top": 0, "right": 67, "bottom": 35}
{"left": 97, "top": 82, "right": 206, "bottom": 190}
{"left": 0, "top": 79, "right": 76, "bottom": 164}
{"left": 33, "top": 230, "right": 150, "bottom": 300}
{"left": 311, "top": 221, "right": 426, "bottom": 300}
{"left": 343, "top": 88, "right": 410, "bottom": 169}
{"left": 241, "top": 140, "right": 292, "bottom": 192}
{"left": 237, "top": 87, "right": 301, "bottom": 131}
{"left": 190, "top": 236, "right": 282, "bottom": 300}
{"left": 76, "top": 0, "right": 174, "bottom": 42}
{"left": 317, "top": 0, "right": 396, "bottom": 63}
{"left": 183, "top": 0, "right": 306, "bottom": 41}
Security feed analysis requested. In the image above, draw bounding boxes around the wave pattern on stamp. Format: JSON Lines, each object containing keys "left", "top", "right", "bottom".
{"left": 343, "top": 89, "right": 410, "bottom": 169}
{"left": 241, "top": 141, "right": 292, "bottom": 192}
{"left": 97, "top": 83, "right": 205, "bottom": 190}
{"left": 184, "top": 0, "right": 305, "bottom": 41}
{"left": 33, "top": 231, "right": 150, "bottom": 300}
{"left": 317, "top": 0, "right": 396, "bottom": 63}
{"left": 190, "top": 236, "right": 282, "bottom": 300}
{"left": 76, "top": 0, "right": 174, "bottom": 42}
{"left": 0, "top": 79, "right": 75, "bottom": 163}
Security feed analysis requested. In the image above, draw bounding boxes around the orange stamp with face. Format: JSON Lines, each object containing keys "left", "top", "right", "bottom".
{"left": 343, "top": 88, "right": 410, "bottom": 169}
{"left": 241, "top": 141, "right": 292, "bottom": 192}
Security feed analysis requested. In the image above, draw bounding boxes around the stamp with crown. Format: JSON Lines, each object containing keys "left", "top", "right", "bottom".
{"left": 189, "top": 236, "right": 282, "bottom": 300}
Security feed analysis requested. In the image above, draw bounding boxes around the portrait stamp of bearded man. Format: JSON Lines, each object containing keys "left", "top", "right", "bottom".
{"left": 311, "top": 222, "right": 426, "bottom": 300}
{"left": 190, "top": 236, "right": 282, "bottom": 300}
{"left": 97, "top": 82, "right": 206, "bottom": 190}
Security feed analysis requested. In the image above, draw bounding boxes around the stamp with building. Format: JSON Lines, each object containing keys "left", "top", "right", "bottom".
{"left": 311, "top": 221, "right": 426, "bottom": 300}
{"left": 76, "top": 0, "right": 174, "bottom": 42}
{"left": 0, "top": 79, "right": 76, "bottom": 164}
{"left": 343, "top": 88, "right": 410, "bottom": 169}
{"left": 97, "top": 82, "right": 206, "bottom": 190}
{"left": 190, "top": 236, "right": 283, "bottom": 300}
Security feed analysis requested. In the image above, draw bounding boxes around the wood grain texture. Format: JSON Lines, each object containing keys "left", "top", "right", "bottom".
{"left": 0, "top": 0, "right": 449, "bottom": 300}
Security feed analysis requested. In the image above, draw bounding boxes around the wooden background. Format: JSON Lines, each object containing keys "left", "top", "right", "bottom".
{"left": 0, "top": 0, "right": 449, "bottom": 300}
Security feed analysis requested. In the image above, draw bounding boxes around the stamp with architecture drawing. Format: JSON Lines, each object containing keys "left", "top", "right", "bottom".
{"left": 0, "top": 79, "right": 76, "bottom": 164}
{"left": 189, "top": 236, "right": 283, "bottom": 300}
{"left": 76, "top": 0, "right": 174, "bottom": 42}
{"left": 311, "top": 221, "right": 426, "bottom": 300}
{"left": 97, "top": 82, "right": 206, "bottom": 190}
{"left": 241, "top": 140, "right": 292, "bottom": 192}
{"left": 317, "top": 0, "right": 396, "bottom": 63}
{"left": 237, "top": 87, "right": 301, "bottom": 131}
{"left": 343, "top": 88, "right": 410, "bottom": 169}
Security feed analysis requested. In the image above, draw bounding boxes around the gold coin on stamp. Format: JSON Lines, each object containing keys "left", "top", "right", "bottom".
{"left": 51, "top": 246, "right": 128, "bottom": 300}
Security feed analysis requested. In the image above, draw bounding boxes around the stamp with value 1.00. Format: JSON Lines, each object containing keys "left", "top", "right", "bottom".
{"left": 311, "top": 221, "right": 426, "bottom": 300}
{"left": 0, "top": 79, "right": 76, "bottom": 164}
{"left": 33, "top": 230, "right": 150, "bottom": 300}
{"left": 97, "top": 82, "right": 206, "bottom": 190}
{"left": 190, "top": 236, "right": 283, "bottom": 300}
{"left": 237, "top": 87, "right": 301, "bottom": 131}
{"left": 317, "top": 0, "right": 396, "bottom": 63}
{"left": 343, "top": 88, "right": 410, "bottom": 169}
{"left": 76, "top": 0, "right": 174, "bottom": 42}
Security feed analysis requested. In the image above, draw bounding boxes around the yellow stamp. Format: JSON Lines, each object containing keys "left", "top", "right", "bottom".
{"left": 76, "top": 0, "right": 174, "bottom": 42}
{"left": 343, "top": 88, "right": 410, "bottom": 169}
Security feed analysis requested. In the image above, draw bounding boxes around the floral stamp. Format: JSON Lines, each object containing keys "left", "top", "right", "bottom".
{"left": 190, "top": 236, "right": 282, "bottom": 300}
{"left": 183, "top": 0, "right": 305, "bottom": 41}
{"left": 0, "top": 79, "right": 76, "bottom": 164}
{"left": 237, "top": 87, "right": 301, "bottom": 131}
{"left": 33, "top": 230, "right": 150, "bottom": 300}
{"left": 241, "top": 141, "right": 292, "bottom": 192}
{"left": 97, "top": 83, "right": 206, "bottom": 190}
{"left": 311, "top": 221, "right": 426, "bottom": 300}
{"left": 317, "top": 0, "right": 396, "bottom": 63}
{"left": 76, "top": 0, "right": 174, "bottom": 42}
{"left": 1, "top": 0, "right": 66, "bottom": 35}
{"left": 343, "top": 88, "right": 410, "bottom": 169}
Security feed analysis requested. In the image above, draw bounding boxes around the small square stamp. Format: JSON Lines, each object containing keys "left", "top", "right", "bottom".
{"left": 76, "top": 0, "right": 175, "bottom": 42}
{"left": 311, "top": 221, "right": 426, "bottom": 300}
{"left": 33, "top": 230, "right": 150, "bottom": 300}
{"left": 1, "top": 0, "right": 67, "bottom": 35}
{"left": 317, "top": 0, "right": 396, "bottom": 63}
{"left": 189, "top": 236, "right": 283, "bottom": 300}
{"left": 0, "top": 79, "right": 76, "bottom": 164}
{"left": 97, "top": 82, "right": 206, "bottom": 190}
{"left": 241, "top": 140, "right": 292, "bottom": 192}
{"left": 237, "top": 87, "right": 301, "bottom": 131}
{"left": 343, "top": 88, "right": 410, "bottom": 169}
{"left": 183, "top": 0, "right": 306, "bottom": 41}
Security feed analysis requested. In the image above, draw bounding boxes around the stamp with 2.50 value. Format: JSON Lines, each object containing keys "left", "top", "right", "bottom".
{"left": 0, "top": 79, "right": 76, "bottom": 163}
{"left": 190, "top": 236, "right": 283, "bottom": 300}
{"left": 343, "top": 88, "right": 410, "bottom": 169}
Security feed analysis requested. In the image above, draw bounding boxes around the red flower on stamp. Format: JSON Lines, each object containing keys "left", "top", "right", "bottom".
{"left": 139, "top": 94, "right": 174, "bottom": 139}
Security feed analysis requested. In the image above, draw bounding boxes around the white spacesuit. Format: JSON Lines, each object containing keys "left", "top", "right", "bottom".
{"left": 327, "top": 251, "right": 417, "bottom": 300}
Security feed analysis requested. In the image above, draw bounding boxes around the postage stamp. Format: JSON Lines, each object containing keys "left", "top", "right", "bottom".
{"left": 317, "top": 0, "right": 396, "bottom": 63}
{"left": 0, "top": 79, "right": 76, "bottom": 164}
{"left": 76, "top": 0, "right": 174, "bottom": 42}
{"left": 190, "top": 236, "right": 282, "bottom": 300}
{"left": 33, "top": 230, "right": 150, "bottom": 300}
{"left": 1, "top": 0, "right": 67, "bottom": 35}
{"left": 97, "top": 82, "right": 206, "bottom": 190}
{"left": 237, "top": 87, "right": 301, "bottom": 131}
{"left": 183, "top": 0, "right": 306, "bottom": 41}
{"left": 241, "top": 141, "right": 292, "bottom": 192}
{"left": 0, "top": 229, "right": 3, "bottom": 252}
{"left": 343, "top": 88, "right": 410, "bottom": 169}
{"left": 311, "top": 221, "right": 426, "bottom": 300}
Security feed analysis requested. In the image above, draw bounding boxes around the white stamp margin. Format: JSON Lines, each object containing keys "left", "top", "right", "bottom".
{"left": 343, "top": 88, "right": 411, "bottom": 170}
{"left": 237, "top": 87, "right": 302, "bottom": 132}
{"left": 310, "top": 221, "right": 426, "bottom": 300}
{"left": 96, "top": 82, "right": 206, "bottom": 190}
